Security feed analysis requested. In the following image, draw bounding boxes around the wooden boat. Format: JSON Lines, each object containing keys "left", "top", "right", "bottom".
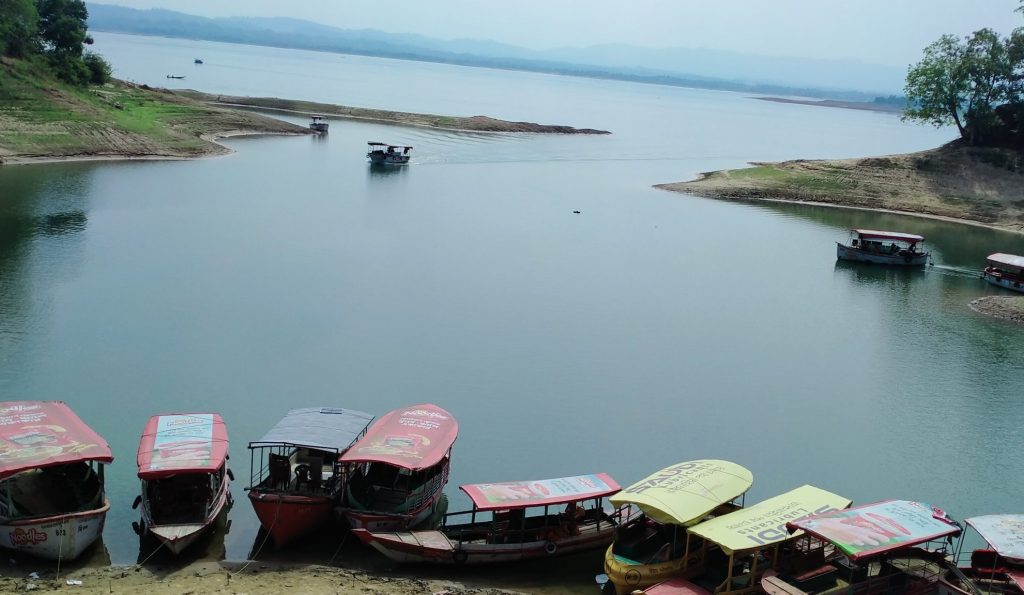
{"left": 246, "top": 407, "right": 374, "bottom": 548}
{"left": 132, "top": 413, "right": 231, "bottom": 555}
{"left": 836, "top": 229, "right": 929, "bottom": 266}
{"left": 940, "top": 514, "right": 1024, "bottom": 594}
{"left": 0, "top": 401, "right": 113, "bottom": 560}
{"left": 353, "top": 473, "right": 636, "bottom": 564}
{"left": 983, "top": 254, "right": 1024, "bottom": 294}
{"left": 309, "top": 116, "right": 329, "bottom": 134}
{"left": 340, "top": 403, "right": 457, "bottom": 531}
{"left": 367, "top": 142, "right": 412, "bottom": 164}
{"left": 602, "top": 460, "right": 754, "bottom": 595}
{"left": 760, "top": 499, "right": 962, "bottom": 595}
{"left": 166, "top": 75, "right": 185, "bottom": 79}
{"left": 194, "top": 59, "right": 203, "bottom": 64}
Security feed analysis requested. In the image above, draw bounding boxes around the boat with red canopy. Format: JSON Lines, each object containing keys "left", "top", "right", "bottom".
{"left": 0, "top": 401, "right": 113, "bottom": 560}
{"left": 760, "top": 499, "right": 962, "bottom": 595}
{"left": 352, "top": 472, "right": 633, "bottom": 564}
{"left": 983, "top": 253, "right": 1024, "bottom": 293}
{"left": 340, "top": 403, "right": 457, "bottom": 531}
{"left": 247, "top": 407, "right": 374, "bottom": 548}
{"left": 943, "top": 514, "right": 1024, "bottom": 594}
{"left": 837, "top": 229, "right": 930, "bottom": 266}
{"left": 132, "top": 413, "right": 231, "bottom": 555}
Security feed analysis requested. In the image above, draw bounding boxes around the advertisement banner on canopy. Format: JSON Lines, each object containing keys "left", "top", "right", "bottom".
{"left": 966, "top": 515, "right": 1024, "bottom": 561}
{"left": 137, "top": 413, "right": 228, "bottom": 479}
{"left": 341, "top": 403, "right": 458, "bottom": 471}
{"left": 461, "top": 473, "right": 621, "bottom": 511}
{"left": 788, "top": 500, "right": 960, "bottom": 561}
{"left": 689, "top": 485, "right": 851, "bottom": 554}
{"left": 0, "top": 401, "right": 113, "bottom": 479}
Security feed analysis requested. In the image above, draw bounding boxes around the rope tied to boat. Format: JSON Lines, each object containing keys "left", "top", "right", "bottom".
{"left": 231, "top": 495, "right": 282, "bottom": 576}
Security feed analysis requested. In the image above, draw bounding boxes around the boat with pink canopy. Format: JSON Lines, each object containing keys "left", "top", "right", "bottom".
{"left": 132, "top": 413, "right": 231, "bottom": 555}
{"left": 837, "top": 229, "right": 930, "bottom": 266}
{"left": 983, "top": 253, "right": 1024, "bottom": 293}
{"left": 352, "top": 472, "right": 635, "bottom": 564}
{"left": 0, "top": 401, "right": 113, "bottom": 560}
{"left": 340, "top": 403, "right": 458, "bottom": 531}
{"left": 944, "top": 514, "right": 1024, "bottom": 594}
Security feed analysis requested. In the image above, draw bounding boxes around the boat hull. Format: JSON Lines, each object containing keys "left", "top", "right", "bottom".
{"left": 0, "top": 500, "right": 109, "bottom": 560}
{"left": 837, "top": 242, "right": 929, "bottom": 266}
{"left": 983, "top": 271, "right": 1024, "bottom": 293}
{"left": 344, "top": 494, "right": 443, "bottom": 532}
{"left": 367, "top": 154, "right": 410, "bottom": 165}
{"left": 144, "top": 486, "right": 230, "bottom": 556}
{"left": 248, "top": 490, "right": 333, "bottom": 548}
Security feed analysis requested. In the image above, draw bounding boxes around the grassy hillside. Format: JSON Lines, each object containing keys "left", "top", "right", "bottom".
{"left": 0, "top": 57, "right": 308, "bottom": 162}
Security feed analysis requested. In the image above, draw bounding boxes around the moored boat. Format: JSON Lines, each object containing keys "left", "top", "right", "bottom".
{"left": 941, "top": 514, "right": 1024, "bottom": 594}
{"left": 246, "top": 407, "right": 374, "bottom": 548}
{"left": 983, "top": 253, "right": 1024, "bottom": 293}
{"left": 133, "top": 413, "right": 231, "bottom": 556}
{"left": 367, "top": 142, "right": 412, "bottom": 164}
{"left": 0, "top": 401, "right": 113, "bottom": 560}
{"left": 836, "top": 229, "right": 930, "bottom": 266}
{"left": 602, "top": 460, "right": 754, "bottom": 595}
{"left": 309, "top": 115, "right": 329, "bottom": 134}
{"left": 353, "top": 473, "right": 636, "bottom": 564}
{"left": 340, "top": 403, "right": 457, "bottom": 531}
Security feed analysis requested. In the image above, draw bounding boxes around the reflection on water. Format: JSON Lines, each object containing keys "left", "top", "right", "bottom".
{"left": 366, "top": 163, "right": 410, "bottom": 178}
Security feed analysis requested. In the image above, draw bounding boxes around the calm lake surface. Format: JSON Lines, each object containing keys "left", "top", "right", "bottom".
{"left": 2, "top": 32, "right": 1023, "bottom": 589}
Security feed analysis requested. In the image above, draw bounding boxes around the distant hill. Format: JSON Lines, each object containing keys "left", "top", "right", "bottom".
{"left": 85, "top": 3, "right": 903, "bottom": 100}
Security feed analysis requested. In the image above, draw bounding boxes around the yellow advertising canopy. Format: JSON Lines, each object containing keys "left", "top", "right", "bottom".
{"left": 688, "top": 484, "right": 852, "bottom": 554}
{"left": 610, "top": 460, "right": 753, "bottom": 526}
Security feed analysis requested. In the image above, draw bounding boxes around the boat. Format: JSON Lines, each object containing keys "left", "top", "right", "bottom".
{"left": 353, "top": 472, "right": 638, "bottom": 564}
{"left": 194, "top": 59, "right": 203, "bottom": 64}
{"left": 601, "top": 460, "right": 754, "bottom": 595}
{"left": 760, "top": 499, "right": 962, "bottom": 595}
{"left": 246, "top": 407, "right": 374, "bottom": 548}
{"left": 132, "top": 413, "right": 231, "bottom": 556}
{"left": 166, "top": 75, "right": 186, "bottom": 80}
{"left": 0, "top": 401, "right": 113, "bottom": 560}
{"left": 309, "top": 116, "right": 329, "bottom": 134}
{"left": 367, "top": 142, "right": 412, "bottom": 165}
{"left": 339, "top": 403, "right": 457, "bottom": 531}
{"left": 983, "top": 254, "right": 1024, "bottom": 293}
{"left": 836, "top": 229, "right": 930, "bottom": 266}
{"left": 942, "top": 514, "right": 1024, "bottom": 594}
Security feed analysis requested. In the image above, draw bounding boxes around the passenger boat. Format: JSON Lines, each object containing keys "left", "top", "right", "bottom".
{"left": 353, "top": 473, "right": 637, "bottom": 564}
{"left": 602, "top": 460, "right": 754, "bottom": 595}
{"left": 0, "top": 401, "right": 113, "bottom": 560}
{"left": 983, "top": 254, "right": 1024, "bottom": 293}
{"left": 166, "top": 75, "right": 185, "bottom": 79}
{"left": 943, "top": 514, "right": 1024, "bottom": 594}
{"left": 309, "top": 116, "right": 329, "bottom": 134}
{"left": 246, "top": 407, "right": 374, "bottom": 548}
{"left": 194, "top": 58, "right": 203, "bottom": 64}
{"left": 836, "top": 229, "right": 930, "bottom": 266}
{"left": 367, "top": 142, "right": 412, "bottom": 164}
{"left": 760, "top": 499, "right": 962, "bottom": 595}
{"left": 132, "top": 413, "right": 231, "bottom": 555}
{"left": 340, "top": 403, "right": 457, "bottom": 531}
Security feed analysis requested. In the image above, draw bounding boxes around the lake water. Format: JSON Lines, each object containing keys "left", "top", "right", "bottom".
{"left": 2, "top": 31, "right": 1023, "bottom": 590}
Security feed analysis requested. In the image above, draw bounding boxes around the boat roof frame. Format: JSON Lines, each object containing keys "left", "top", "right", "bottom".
{"left": 248, "top": 407, "right": 375, "bottom": 454}
{"left": 367, "top": 141, "right": 412, "bottom": 149}
{"left": 459, "top": 473, "right": 621, "bottom": 512}
{"left": 852, "top": 229, "right": 924, "bottom": 242}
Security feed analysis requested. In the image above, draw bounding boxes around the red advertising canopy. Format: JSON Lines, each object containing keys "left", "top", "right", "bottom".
{"left": 137, "top": 413, "right": 228, "bottom": 480}
{"left": 0, "top": 401, "right": 113, "bottom": 480}
{"left": 461, "top": 473, "right": 621, "bottom": 511}
{"left": 340, "top": 403, "right": 457, "bottom": 471}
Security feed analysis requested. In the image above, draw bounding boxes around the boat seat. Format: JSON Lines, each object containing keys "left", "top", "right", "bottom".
{"left": 792, "top": 564, "right": 836, "bottom": 582}
{"left": 971, "top": 549, "right": 1007, "bottom": 573}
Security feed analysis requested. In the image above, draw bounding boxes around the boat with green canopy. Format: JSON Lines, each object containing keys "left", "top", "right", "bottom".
{"left": 601, "top": 460, "right": 754, "bottom": 595}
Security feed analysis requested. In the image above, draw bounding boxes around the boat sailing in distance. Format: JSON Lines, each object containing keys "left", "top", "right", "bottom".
{"left": 983, "top": 253, "right": 1024, "bottom": 293}
{"left": 0, "top": 401, "right": 113, "bottom": 560}
{"left": 836, "top": 229, "right": 930, "bottom": 266}
{"left": 367, "top": 142, "right": 412, "bottom": 165}
{"left": 132, "top": 413, "right": 231, "bottom": 556}
{"left": 309, "top": 116, "right": 328, "bottom": 134}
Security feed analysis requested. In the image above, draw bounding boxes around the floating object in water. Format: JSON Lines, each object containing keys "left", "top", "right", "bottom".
{"left": 194, "top": 58, "right": 203, "bottom": 64}
{"left": 367, "top": 142, "right": 412, "bottom": 164}
{"left": 166, "top": 75, "right": 185, "bottom": 79}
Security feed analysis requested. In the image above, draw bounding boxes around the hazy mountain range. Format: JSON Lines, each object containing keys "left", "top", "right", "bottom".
{"left": 85, "top": 3, "right": 907, "bottom": 101}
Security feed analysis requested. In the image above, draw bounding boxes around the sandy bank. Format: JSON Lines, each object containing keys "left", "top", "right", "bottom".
{"left": 754, "top": 96, "right": 902, "bottom": 114}
{"left": 969, "top": 295, "right": 1024, "bottom": 323}
{"left": 656, "top": 144, "right": 1024, "bottom": 234}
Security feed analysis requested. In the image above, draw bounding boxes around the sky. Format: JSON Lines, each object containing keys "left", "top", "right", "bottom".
{"left": 96, "top": 0, "right": 1021, "bottom": 68}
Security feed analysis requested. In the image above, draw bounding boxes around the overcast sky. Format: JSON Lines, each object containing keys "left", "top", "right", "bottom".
{"left": 97, "top": 0, "right": 1021, "bottom": 67}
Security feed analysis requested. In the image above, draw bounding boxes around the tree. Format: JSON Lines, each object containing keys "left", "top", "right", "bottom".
{"left": 0, "top": 0, "right": 39, "bottom": 57}
{"left": 36, "top": 0, "right": 89, "bottom": 57}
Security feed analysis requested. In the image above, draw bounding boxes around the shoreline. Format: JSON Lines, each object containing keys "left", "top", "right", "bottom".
{"left": 969, "top": 295, "right": 1024, "bottom": 323}
{"left": 753, "top": 96, "right": 903, "bottom": 114}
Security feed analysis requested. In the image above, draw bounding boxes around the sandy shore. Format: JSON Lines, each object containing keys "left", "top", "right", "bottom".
{"left": 753, "top": 96, "right": 902, "bottom": 114}
{"left": 969, "top": 295, "right": 1024, "bottom": 323}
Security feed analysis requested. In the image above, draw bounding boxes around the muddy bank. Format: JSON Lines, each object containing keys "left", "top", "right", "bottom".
{"left": 754, "top": 96, "right": 902, "bottom": 113}
{"left": 970, "top": 295, "right": 1024, "bottom": 323}
{"left": 656, "top": 144, "right": 1024, "bottom": 233}
{"left": 176, "top": 91, "right": 611, "bottom": 134}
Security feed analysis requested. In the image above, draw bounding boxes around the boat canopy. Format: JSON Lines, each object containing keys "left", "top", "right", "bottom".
{"left": 0, "top": 401, "right": 113, "bottom": 480}
{"left": 853, "top": 229, "right": 924, "bottom": 243}
{"left": 460, "top": 473, "right": 621, "bottom": 512}
{"left": 786, "top": 499, "right": 960, "bottom": 562}
{"left": 688, "top": 485, "right": 851, "bottom": 555}
{"left": 137, "top": 413, "right": 228, "bottom": 480}
{"left": 609, "top": 460, "right": 753, "bottom": 526}
{"left": 965, "top": 514, "right": 1024, "bottom": 562}
{"left": 340, "top": 403, "right": 457, "bottom": 471}
{"left": 367, "top": 141, "right": 412, "bottom": 149}
{"left": 987, "top": 253, "right": 1024, "bottom": 271}
{"left": 248, "top": 407, "right": 374, "bottom": 453}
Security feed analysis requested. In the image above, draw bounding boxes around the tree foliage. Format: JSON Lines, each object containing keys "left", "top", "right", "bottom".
{"left": 2, "top": 0, "right": 110, "bottom": 85}
{"left": 0, "top": 0, "right": 39, "bottom": 58}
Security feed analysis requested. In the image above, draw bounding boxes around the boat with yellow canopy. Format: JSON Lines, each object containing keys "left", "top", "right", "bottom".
{"left": 601, "top": 460, "right": 754, "bottom": 595}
